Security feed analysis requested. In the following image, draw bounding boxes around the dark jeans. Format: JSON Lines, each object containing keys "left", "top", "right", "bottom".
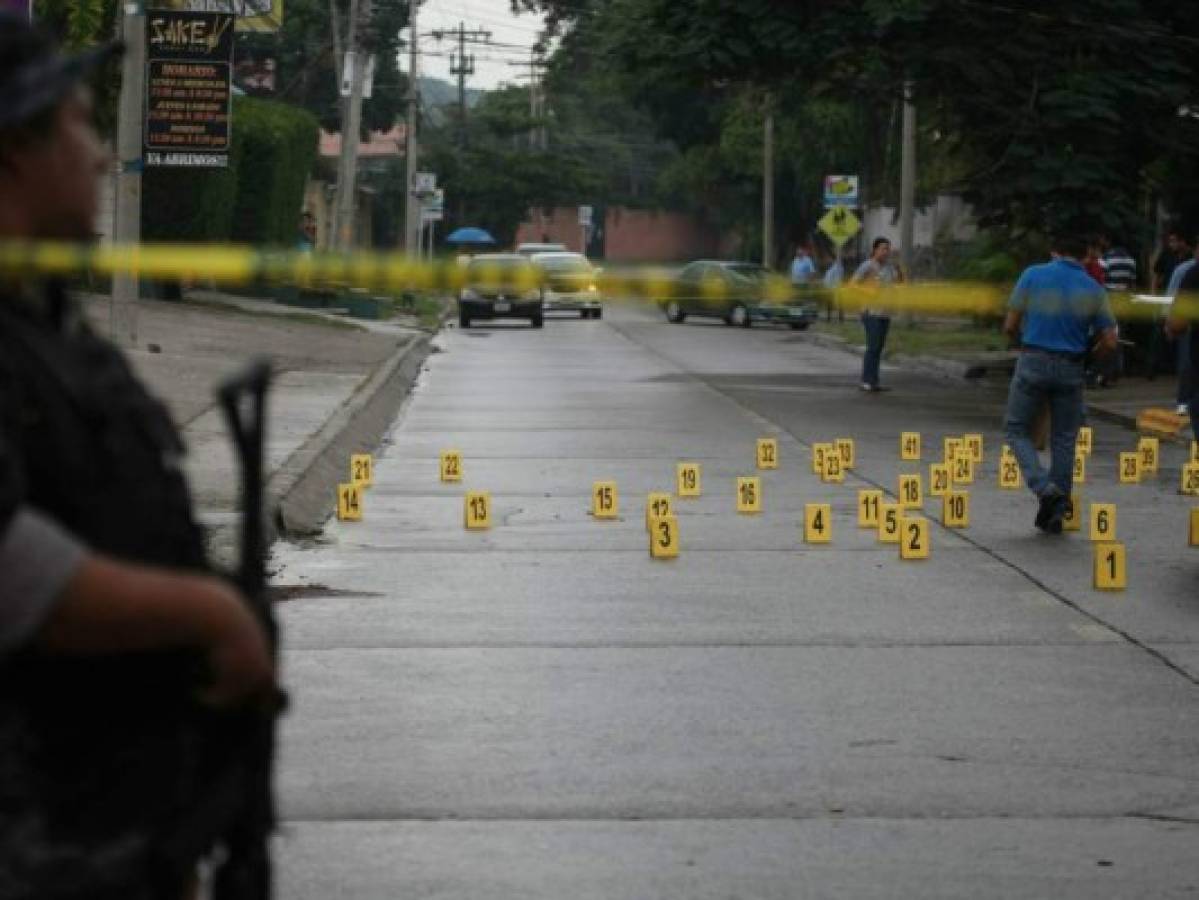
{"left": 861, "top": 314, "right": 891, "bottom": 387}
{"left": 1004, "top": 352, "right": 1085, "bottom": 497}
{"left": 1178, "top": 329, "right": 1193, "bottom": 406}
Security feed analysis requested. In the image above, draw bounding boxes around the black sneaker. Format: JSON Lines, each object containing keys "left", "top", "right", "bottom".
{"left": 1036, "top": 490, "right": 1067, "bottom": 533}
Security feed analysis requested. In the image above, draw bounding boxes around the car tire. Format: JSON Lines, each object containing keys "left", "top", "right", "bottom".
{"left": 789, "top": 322, "right": 810, "bottom": 331}
{"left": 729, "top": 303, "right": 751, "bottom": 328}
{"left": 459, "top": 313, "right": 470, "bottom": 328}
{"left": 665, "top": 301, "right": 685, "bottom": 324}
{"left": 593, "top": 308, "right": 603, "bottom": 320}
{"left": 532, "top": 315, "right": 544, "bottom": 328}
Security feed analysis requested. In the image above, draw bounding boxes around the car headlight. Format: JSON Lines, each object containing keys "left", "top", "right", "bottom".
{"left": 460, "top": 288, "right": 479, "bottom": 301}
{"left": 588, "top": 282, "right": 598, "bottom": 293}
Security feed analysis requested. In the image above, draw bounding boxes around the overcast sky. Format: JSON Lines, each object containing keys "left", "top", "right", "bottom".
{"left": 416, "top": 0, "right": 547, "bottom": 91}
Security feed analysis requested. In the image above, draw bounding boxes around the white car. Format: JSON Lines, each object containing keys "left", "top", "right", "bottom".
{"left": 531, "top": 252, "right": 603, "bottom": 319}
{"left": 515, "top": 242, "right": 567, "bottom": 257}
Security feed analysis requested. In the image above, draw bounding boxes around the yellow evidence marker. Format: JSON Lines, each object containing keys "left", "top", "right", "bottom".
{"left": 836, "top": 438, "right": 856, "bottom": 470}
{"left": 999, "top": 455, "right": 1022, "bottom": 490}
{"left": 1138, "top": 437, "right": 1160, "bottom": 474}
{"left": 964, "top": 433, "right": 984, "bottom": 463}
{"left": 756, "top": 437, "right": 779, "bottom": 470}
{"left": 1192, "top": 440, "right": 1199, "bottom": 463}
{"left": 465, "top": 491, "right": 491, "bottom": 530}
{"left": 944, "top": 437, "right": 965, "bottom": 464}
{"left": 858, "top": 489, "right": 883, "bottom": 528}
{"left": 812, "top": 443, "right": 828, "bottom": 474}
{"left": 1190, "top": 508, "right": 1199, "bottom": 547}
{"left": 645, "top": 492, "right": 673, "bottom": 530}
{"left": 677, "top": 462, "right": 702, "bottom": 498}
{"left": 1089, "top": 503, "right": 1116, "bottom": 542}
{"left": 351, "top": 453, "right": 373, "bottom": 487}
{"left": 336, "top": 483, "right": 363, "bottom": 521}
{"left": 737, "top": 476, "right": 762, "bottom": 514}
{"left": 1181, "top": 462, "right": 1199, "bottom": 496}
{"left": 822, "top": 449, "right": 845, "bottom": 484}
{"left": 952, "top": 454, "right": 975, "bottom": 485}
{"left": 900, "top": 516, "right": 931, "bottom": 560}
{"left": 1077, "top": 426, "right": 1093, "bottom": 456}
{"left": 592, "top": 481, "right": 618, "bottom": 519}
{"left": 900, "top": 431, "right": 922, "bottom": 461}
{"left": 942, "top": 491, "right": 970, "bottom": 528}
{"left": 898, "top": 473, "right": 923, "bottom": 509}
{"left": 1062, "top": 495, "right": 1082, "bottom": 532}
{"left": 1093, "top": 542, "right": 1126, "bottom": 591}
{"left": 878, "top": 503, "right": 901, "bottom": 544}
{"left": 1073, "top": 452, "right": 1086, "bottom": 486}
{"left": 1119, "top": 452, "right": 1141, "bottom": 484}
{"left": 930, "top": 463, "right": 951, "bottom": 497}
{"left": 440, "top": 449, "right": 463, "bottom": 483}
{"left": 804, "top": 503, "right": 833, "bottom": 544}
{"left": 649, "top": 515, "right": 679, "bottom": 559}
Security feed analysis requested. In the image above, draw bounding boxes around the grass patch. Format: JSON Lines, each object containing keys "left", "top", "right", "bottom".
{"left": 812, "top": 318, "right": 1008, "bottom": 358}
{"left": 181, "top": 296, "right": 366, "bottom": 331}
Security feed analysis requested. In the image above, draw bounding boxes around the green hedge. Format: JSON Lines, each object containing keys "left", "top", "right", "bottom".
{"left": 143, "top": 96, "right": 318, "bottom": 247}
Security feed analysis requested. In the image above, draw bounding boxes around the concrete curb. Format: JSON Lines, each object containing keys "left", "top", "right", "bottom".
{"left": 804, "top": 330, "right": 998, "bottom": 381}
{"left": 269, "top": 332, "right": 432, "bottom": 538}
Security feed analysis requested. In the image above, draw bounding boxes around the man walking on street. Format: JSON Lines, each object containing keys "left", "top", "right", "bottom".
{"left": 790, "top": 243, "right": 816, "bottom": 286}
{"left": 1004, "top": 232, "right": 1118, "bottom": 532}
{"left": 1167, "top": 245, "right": 1199, "bottom": 437}
{"left": 1165, "top": 233, "right": 1198, "bottom": 416}
{"left": 0, "top": 16, "right": 275, "bottom": 897}
{"left": 852, "top": 236, "right": 902, "bottom": 392}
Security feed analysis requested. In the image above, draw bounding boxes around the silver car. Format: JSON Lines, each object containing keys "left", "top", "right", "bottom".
{"left": 531, "top": 252, "right": 603, "bottom": 319}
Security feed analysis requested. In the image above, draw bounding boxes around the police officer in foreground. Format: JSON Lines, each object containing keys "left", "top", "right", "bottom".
{"left": 0, "top": 15, "right": 275, "bottom": 898}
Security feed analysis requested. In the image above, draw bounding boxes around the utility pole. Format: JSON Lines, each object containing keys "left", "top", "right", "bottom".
{"left": 762, "top": 95, "right": 774, "bottom": 269}
{"left": 507, "top": 52, "right": 548, "bottom": 151}
{"left": 110, "top": 1, "right": 145, "bottom": 347}
{"left": 432, "top": 23, "right": 490, "bottom": 150}
{"left": 898, "top": 80, "right": 917, "bottom": 277}
{"left": 404, "top": 0, "right": 421, "bottom": 255}
{"left": 333, "top": 0, "right": 370, "bottom": 251}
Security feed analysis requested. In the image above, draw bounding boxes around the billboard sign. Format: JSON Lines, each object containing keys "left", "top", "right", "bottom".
{"left": 144, "top": 9, "right": 235, "bottom": 168}
{"left": 164, "top": 0, "right": 283, "bottom": 33}
{"left": 823, "top": 174, "right": 860, "bottom": 208}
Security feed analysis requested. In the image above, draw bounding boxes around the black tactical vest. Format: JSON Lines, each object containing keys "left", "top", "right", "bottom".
{"left": 0, "top": 282, "right": 211, "bottom": 899}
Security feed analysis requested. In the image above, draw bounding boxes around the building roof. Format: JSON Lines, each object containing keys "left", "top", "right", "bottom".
{"left": 319, "top": 125, "right": 407, "bottom": 159}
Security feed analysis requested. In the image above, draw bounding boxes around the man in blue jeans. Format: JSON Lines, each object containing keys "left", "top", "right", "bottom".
{"left": 853, "top": 237, "right": 903, "bottom": 392}
{"left": 1004, "top": 233, "right": 1118, "bottom": 532}
{"left": 1167, "top": 261, "right": 1199, "bottom": 440}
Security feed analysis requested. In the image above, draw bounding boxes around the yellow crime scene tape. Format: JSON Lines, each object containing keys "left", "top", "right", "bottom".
{"left": 2, "top": 241, "right": 1192, "bottom": 321}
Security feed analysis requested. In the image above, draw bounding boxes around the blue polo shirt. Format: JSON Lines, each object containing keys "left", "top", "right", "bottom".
{"left": 1008, "top": 258, "right": 1116, "bottom": 353}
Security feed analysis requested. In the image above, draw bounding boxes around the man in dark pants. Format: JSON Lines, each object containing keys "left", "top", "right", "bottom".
{"left": 0, "top": 16, "right": 274, "bottom": 898}
{"left": 1167, "top": 263, "right": 1199, "bottom": 441}
{"left": 1004, "top": 232, "right": 1118, "bottom": 532}
{"left": 852, "top": 236, "right": 903, "bottom": 392}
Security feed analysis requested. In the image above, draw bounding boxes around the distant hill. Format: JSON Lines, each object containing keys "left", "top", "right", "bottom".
{"left": 420, "top": 76, "right": 483, "bottom": 111}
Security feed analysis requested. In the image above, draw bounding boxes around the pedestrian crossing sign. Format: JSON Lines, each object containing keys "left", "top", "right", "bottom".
{"left": 817, "top": 206, "right": 861, "bottom": 248}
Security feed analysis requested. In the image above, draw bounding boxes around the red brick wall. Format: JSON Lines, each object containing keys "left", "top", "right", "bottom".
{"left": 515, "top": 207, "right": 724, "bottom": 262}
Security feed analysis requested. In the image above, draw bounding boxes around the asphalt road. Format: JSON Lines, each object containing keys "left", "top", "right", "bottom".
{"left": 272, "top": 301, "right": 1199, "bottom": 898}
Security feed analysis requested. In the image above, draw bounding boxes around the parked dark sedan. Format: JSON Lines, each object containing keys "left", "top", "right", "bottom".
{"left": 658, "top": 260, "right": 822, "bottom": 328}
{"left": 458, "top": 254, "right": 544, "bottom": 328}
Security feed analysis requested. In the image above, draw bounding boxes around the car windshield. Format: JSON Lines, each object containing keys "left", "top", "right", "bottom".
{"left": 537, "top": 255, "right": 593, "bottom": 274}
{"left": 723, "top": 263, "right": 768, "bottom": 282}
{"left": 467, "top": 258, "right": 536, "bottom": 285}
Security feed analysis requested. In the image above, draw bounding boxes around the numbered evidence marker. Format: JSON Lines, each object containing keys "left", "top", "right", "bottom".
{"left": 951, "top": 453, "right": 975, "bottom": 485}
{"left": 649, "top": 515, "right": 680, "bottom": 559}
{"left": 1073, "top": 452, "right": 1087, "bottom": 486}
{"left": 944, "top": 437, "right": 965, "bottom": 464}
{"left": 877, "top": 502, "right": 902, "bottom": 544}
{"left": 812, "top": 443, "right": 831, "bottom": 475}
{"left": 1093, "top": 542, "right": 1127, "bottom": 591}
{"left": 592, "top": 481, "right": 619, "bottom": 519}
{"left": 900, "top": 431, "right": 922, "bottom": 461}
{"left": 999, "top": 454, "right": 1022, "bottom": 490}
{"left": 1190, "top": 508, "right": 1199, "bottom": 547}
{"left": 350, "top": 453, "right": 373, "bottom": 487}
{"left": 1077, "top": 426, "right": 1094, "bottom": 456}
{"left": 1138, "top": 436, "right": 1160, "bottom": 474}
{"left": 440, "top": 449, "right": 463, "bottom": 483}
{"left": 1192, "top": 441, "right": 1199, "bottom": 463}
{"left": 677, "top": 462, "right": 702, "bottom": 498}
{"left": 1089, "top": 503, "right": 1117, "bottom": 542}
{"left": 1119, "top": 451, "right": 1141, "bottom": 484}
{"left": 942, "top": 490, "right": 970, "bottom": 528}
{"left": 737, "top": 476, "right": 762, "bottom": 514}
{"left": 804, "top": 503, "right": 833, "bottom": 544}
{"left": 1181, "top": 462, "right": 1199, "bottom": 497}
{"left": 900, "top": 516, "right": 931, "bottom": 560}
{"left": 858, "top": 489, "right": 883, "bottom": 528}
{"left": 336, "top": 483, "right": 363, "bottom": 521}
{"left": 645, "top": 492, "right": 673, "bottom": 531}
{"left": 1062, "top": 494, "right": 1082, "bottom": 532}
{"left": 822, "top": 447, "right": 845, "bottom": 484}
{"left": 756, "top": 437, "right": 779, "bottom": 470}
{"left": 964, "top": 433, "right": 984, "bottom": 464}
{"left": 898, "top": 473, "right": 923, "bottom": 509}
{"left": 929, "top": 463, "right": 951, "bottom": 497}
{"left": 836, "top": 438, "right": 856, "bottom": 470}
{"left": 464, "top": 491, "right": 491, "bottom": 530}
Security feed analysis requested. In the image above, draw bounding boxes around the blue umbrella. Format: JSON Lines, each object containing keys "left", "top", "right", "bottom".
{"left": 445, "top": 226, "right": 496, "bottom": 245}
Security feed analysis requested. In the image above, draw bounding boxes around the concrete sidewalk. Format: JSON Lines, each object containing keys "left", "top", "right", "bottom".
{"left": 79, "top": 291, "right": 435, "bottom": 566}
